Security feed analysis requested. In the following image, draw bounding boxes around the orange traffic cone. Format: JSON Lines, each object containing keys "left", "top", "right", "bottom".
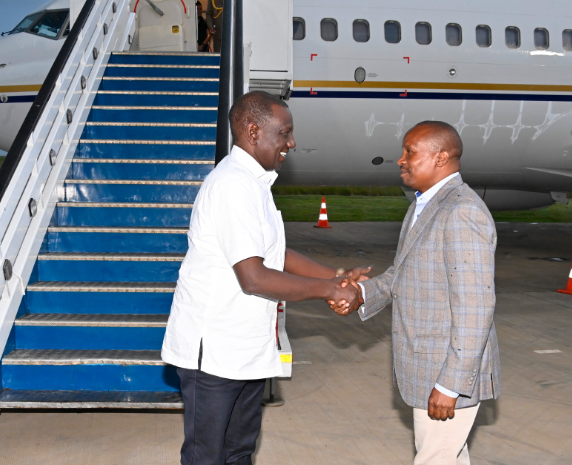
{"left": 314, "top": 196, "right": 332, "bottom": 228}
{"left": 558, "top": 263, "right": 572, "bottom": 295}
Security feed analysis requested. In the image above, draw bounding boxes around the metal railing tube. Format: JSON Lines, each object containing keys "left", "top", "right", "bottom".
{"left": 0, "top": 0, "right": 97, "bottom": 201}
{"left": 232, "top": 0, "right": 244, "bottom": 102}
{"left": 215, "top": 0, "right": 236, "bottom": 165}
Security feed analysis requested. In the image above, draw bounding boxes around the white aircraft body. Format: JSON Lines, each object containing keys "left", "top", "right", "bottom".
{"left": 1, "top": 0, "right": 572, "bottom": 209}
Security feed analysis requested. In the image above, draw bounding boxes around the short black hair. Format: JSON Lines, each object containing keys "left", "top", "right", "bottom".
{"left": 229, "top": 91, "right": 289, "bottom": 142}
{"left": 406, "top": 121, "right": 463, "bottom": 158}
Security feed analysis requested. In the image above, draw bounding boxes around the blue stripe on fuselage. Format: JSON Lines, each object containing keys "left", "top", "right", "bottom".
{"left": 0, "top": 95, "right": 37, "bottom": 103}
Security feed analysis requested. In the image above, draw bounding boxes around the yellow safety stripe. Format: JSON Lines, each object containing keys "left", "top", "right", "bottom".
{"left": 280, "top": 354, "right": 292, "bottom": 363}
{"left": 0, "top": 85, "right": 42, "bottom": 93}
{"left": 293, "top": 80, "right": 572, "bottom": 93}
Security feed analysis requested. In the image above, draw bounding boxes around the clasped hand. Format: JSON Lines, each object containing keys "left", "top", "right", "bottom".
{"left": 326, "top": 267, "right": 370, "bottom": 316}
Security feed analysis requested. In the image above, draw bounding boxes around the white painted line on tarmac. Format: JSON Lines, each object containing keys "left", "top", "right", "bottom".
{"left": 534, "top": 350, "right": 563, "bottom": 354}
{"left": 293, "top": 361, "right": 312, "bottom": 365}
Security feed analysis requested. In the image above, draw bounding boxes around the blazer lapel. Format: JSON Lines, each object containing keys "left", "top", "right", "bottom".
{"left": 394, "top": 175, "right": 464, "bottom": 270}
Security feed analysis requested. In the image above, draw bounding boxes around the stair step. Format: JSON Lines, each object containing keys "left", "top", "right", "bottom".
{"left": 110, "top": 51, "right": 220, "bottom": 66}
{"left": 14, "top": 315, "right": 168, "bottom": 350}
{"left": 70, "top": 158, "right": 214, "bottom": 180}
{"left": 55, "top": 203, "right": 193, "bottom": 227}
{"left": 46, "top": 226, "right": 188, "bottom": 253}
{"left": 93, "top": 91, "right": 218, "bottom": 107}
{"left": 100, "top": 77, "right": 219, "bottom": 92}
{"left": 76, "top": 141, "right": 215, "bottom": 160}
{"left": 16, "top": 314, "right": 168, "bottom": 326}
{"left": 38, "top": 252, "right": 185, "bottom": 261}
{"left": 87, "top": 106, "right": 218, "bottom": 124}
{"left": 27, "top": 281, "right": 176, "bottom": 292}
{"left": 105, "top": 64, "right": 219, "bottom": 78}
{"left": 0, "top": 390, "right": 183, "bottom": 409}
{"left": 3, "top": 349, "right": 164, "bottom": 365}
{"left": 1, "top": 350, "right": 178, "bottom": 391}
{"left": 36, "top": 250, "right": 184, "bottom": 281}
{"left": 64, "top": 179, "right": 202, "bottom": 203}
{"left": 81, "top": 124, "right": 216, "bottom": 142}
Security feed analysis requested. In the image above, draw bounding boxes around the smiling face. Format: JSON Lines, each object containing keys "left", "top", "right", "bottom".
{"left": 398, "top": 125, "right": 452, "bottom": 193}
{"left": 249, "top": 104, "right": 296, "bottom": 171}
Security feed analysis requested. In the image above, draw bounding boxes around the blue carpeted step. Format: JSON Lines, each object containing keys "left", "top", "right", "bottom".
{"left": 14, "top": 314, "right": 168, "bottom": 350}
{"left": 87, "top": 107, "right": 218, "bottom": 124}
{"left": 64, "top": 180, "right": 202, "bottom": 203}
{"left": 47, "top": 227, "right": 188, "bottom": 253}
{"left": 70, "top": 159, "right": 213, "bottom": 180}
{"left": 109, "top": 52, "right": 220, "bottom": 66}
{"left": 26, "top": 289, "right": 173, "bottom": 315}
{"left": 75, "top": 140, "right": 215, "bottom": 159}
{"left": 2, "top": 350, "right": 179, "bottom": 391}
{"left": 56, "top": 203, "right": 192, "bottom": 227}
{"left": 36, "top": 253, "right": 183, "bottom": 282}
{"left": 93, "top": 91, "right": 218, "bottom": 107}
{"left": 99, "top": 77, "right": 219, "bottom": 92}
{"left": 81, "top": 123, "right": 217, "bottom": 141}
{"left": 104, "top": 64, "right": 219, "bottom": 78}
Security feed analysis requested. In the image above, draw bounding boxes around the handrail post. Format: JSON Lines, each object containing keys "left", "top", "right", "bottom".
{"left": 215, "top": 0, "right": 236, "bottom": 165}
{"left": 233, "top": 0, "right": 244, "bottom": 102}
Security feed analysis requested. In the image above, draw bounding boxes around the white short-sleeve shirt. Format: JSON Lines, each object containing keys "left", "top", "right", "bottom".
{"left": 161, "top": 145, "right": 285, "bottom": 380}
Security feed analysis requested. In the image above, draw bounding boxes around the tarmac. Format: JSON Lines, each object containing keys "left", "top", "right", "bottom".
{"left": 0, "top": 221, "right": 571, "bottom": 465}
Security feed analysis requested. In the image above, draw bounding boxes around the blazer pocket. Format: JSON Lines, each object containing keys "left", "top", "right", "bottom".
{"left": 413, "top": 335, "right": 449, "bottom": 354}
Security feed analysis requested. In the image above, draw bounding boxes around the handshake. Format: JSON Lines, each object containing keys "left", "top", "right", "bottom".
{"left": 326, "top": 267, "right": 370, "bottom": 316}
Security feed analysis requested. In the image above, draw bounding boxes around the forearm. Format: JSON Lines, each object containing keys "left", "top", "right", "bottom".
{"left": 236, "top": 263, "right": 335, "bottom": 302}
{"left": 284, "top": 248, "right": 337, "bottom": 279}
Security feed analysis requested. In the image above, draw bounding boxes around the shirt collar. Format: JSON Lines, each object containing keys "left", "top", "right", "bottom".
{"left": 415, "top": 172, "right": 459, "bottom": 204}
{"left": 230, "top": 145, "right": 279, "bottom": 186}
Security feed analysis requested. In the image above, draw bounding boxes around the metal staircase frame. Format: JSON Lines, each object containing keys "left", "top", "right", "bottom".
{"left": 0, "top": 0, "right": 135, "bottom": 358}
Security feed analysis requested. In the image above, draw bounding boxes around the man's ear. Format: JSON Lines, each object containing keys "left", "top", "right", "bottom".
{"left": 245, "top": 122, "right": 259, "bottom": 146}
{"left": 435, "top": 150, "right": 450, "bottom": 167}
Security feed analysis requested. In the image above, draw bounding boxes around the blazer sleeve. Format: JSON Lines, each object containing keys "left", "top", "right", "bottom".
{"left": 436, "top": 202, "right": 496, "bottom": 396}
{"left": 358, "top": 265, "right": 395, "bottom": 321}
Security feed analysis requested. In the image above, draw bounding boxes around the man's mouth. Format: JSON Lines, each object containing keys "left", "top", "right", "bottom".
{"left": 280, "top": 151, "right": 287, "bottom": 157}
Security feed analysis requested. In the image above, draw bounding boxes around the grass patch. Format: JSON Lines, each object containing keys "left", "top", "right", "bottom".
{"left": 274, "top": 195, "right": 411, "bottom": 222}
{"left": 272, "top": 185, "right": 404, "bottom": 196}
{"left": 275, "top": 195, "right": 572, "bottom": 223}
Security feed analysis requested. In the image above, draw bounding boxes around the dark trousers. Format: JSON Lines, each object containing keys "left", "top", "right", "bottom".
{"left": 177, "top": 367, "right": 266, "bottom": 465}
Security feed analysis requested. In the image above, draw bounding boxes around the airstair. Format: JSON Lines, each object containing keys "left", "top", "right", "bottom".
{"left": 0, "top": 0, "right": 293, "bottom": 409}
{"left": 0, "top": 51, "right": 218, "bottom": 407}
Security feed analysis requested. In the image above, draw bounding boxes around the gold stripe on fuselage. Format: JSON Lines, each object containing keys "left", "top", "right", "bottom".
{"left": 293, "top": 80, "right": 572, "bottom": 92}
{"left": 0, "top": 85, "right": 42, "bottom": 93}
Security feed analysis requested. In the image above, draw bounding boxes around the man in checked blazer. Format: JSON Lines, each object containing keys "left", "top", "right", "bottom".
{"left": 333, "top": 121, "right": 500, "bottom": 464}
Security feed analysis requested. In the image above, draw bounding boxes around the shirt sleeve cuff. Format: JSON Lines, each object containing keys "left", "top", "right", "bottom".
{"left": 435, "top": 383, "right": 459, "bottom": 398}
{"left": 358, "top": 283, "right": 366, "bottom": 304}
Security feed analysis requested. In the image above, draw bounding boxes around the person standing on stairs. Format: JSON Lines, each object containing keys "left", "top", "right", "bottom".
{"left": 197, "top": 2, "right": 211, "bottom": 52}
{"left": 162, "top": 90, "right": 369, "bottom": 465}
{"left": 206, "top": 0, "right": 224, "bottom": 53}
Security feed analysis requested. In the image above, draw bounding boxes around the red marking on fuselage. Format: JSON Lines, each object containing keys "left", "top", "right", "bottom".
{"left": 311, "top": 54, "right": 318, "bottom": 61}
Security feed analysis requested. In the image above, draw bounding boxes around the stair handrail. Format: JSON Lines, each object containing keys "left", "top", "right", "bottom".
{"left": 215, "top": 0, "right": 244, "bottom": 165}
{"left": 0, "top": 0, "right": 135, "bottom": 355}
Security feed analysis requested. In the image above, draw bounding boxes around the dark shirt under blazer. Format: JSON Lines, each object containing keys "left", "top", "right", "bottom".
{"left": 360, "top": 175, "right": 501, "bottom": 409}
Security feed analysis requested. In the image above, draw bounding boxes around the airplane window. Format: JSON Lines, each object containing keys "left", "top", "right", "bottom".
{"left": 534, "top": 28, "right": 549, "bottom": 49}
{"left": 29, "top": 10, "right": 69, "bottom": 39}
{"left": 384, "top": 21, "right": 401, "bottom": 44}
{"left": 505, "top": 27, "right": 520, "bottom": 49}
{"left": 353, "top": 20, "right": 370, "bottom": 43}
{"left": 9, "top": 11, "right": 43, "bottom": 35}
{"left": 321, "top": 19, "right": 338, "bottom": 42}
{"left": 476, "top": 25, "right": 492, "bottom": 47}
{"left": 293, "top": 18, "right": 305, "bottom": 40}
{"left": 415, "top": 22, "right": 432, "bottom": 45}
{"left": 562, "top": 29, "right": 572, "bottom": 51}
{"left": 446, "top": 23, "right": 462, "bottom": 46}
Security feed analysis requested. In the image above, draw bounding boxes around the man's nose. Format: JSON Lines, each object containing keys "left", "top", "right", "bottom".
{"left": 288, "top": 134, "right": 296, "bottom": 149}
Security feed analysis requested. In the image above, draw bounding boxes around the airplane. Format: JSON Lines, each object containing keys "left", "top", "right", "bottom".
{"left": 1, "top": 0, "right": 571, "bottom": 210}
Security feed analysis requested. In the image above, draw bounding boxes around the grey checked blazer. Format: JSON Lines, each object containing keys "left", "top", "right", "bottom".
{"left": 360, "top": 175, "right": 501, "bottom": 409}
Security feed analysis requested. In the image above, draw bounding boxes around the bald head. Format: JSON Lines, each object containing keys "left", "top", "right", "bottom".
{"left": 229, "top": 91, "right": 289, "bottom": 142}
{"left": 405, "top": 121, "right": 463, "bottom": 160}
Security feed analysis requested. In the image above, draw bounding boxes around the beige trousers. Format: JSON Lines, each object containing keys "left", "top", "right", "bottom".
{"left": 413, "top": 403, "right": 480, "bottom": 465}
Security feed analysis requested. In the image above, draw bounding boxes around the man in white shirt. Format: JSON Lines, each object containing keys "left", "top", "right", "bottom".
{"left": 331, "top": 121, "right": 500, "bottom": 465}
{"left": 162, "top": 91, "right": 368, "bottom": 465}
